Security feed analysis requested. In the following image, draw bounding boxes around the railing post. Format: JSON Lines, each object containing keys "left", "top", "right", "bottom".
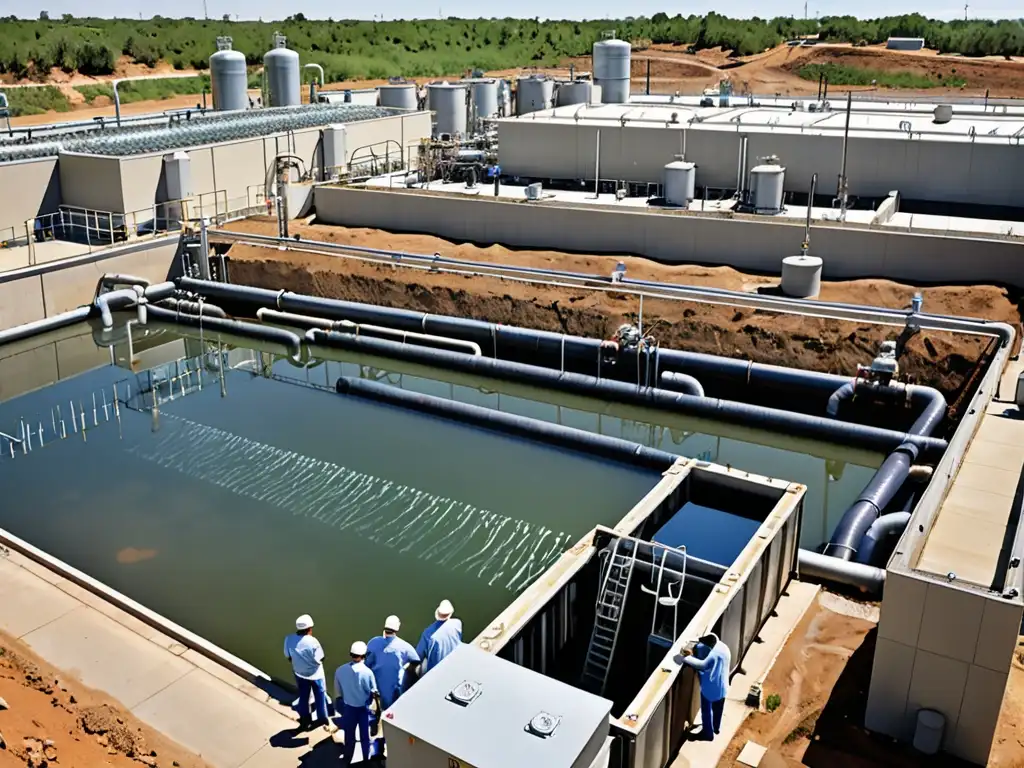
{"left": 107, "top": 211, "right": 113, "bottom": 245}
{"left": 24, "top": 220, "right": 32, "bottom": 265}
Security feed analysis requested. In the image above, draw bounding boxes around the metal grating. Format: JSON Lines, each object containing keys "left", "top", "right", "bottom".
{"left": 0, "top": 104, "right": 404, "bottom": 162}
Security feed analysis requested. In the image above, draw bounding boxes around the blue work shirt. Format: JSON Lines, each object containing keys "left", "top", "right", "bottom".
{"left": 334, "top": 661, "right": 377, "bottom": 709}
{"left": 681, "top": 637, "right": 731, "bottom": 702}
{"left": 283, "top": 633, "right": 325, "bottom": 681}
{"left": 416, "top": 618, "right": 463, "bottom": 675}
{"left": 366, "top": 635, "right": 420, "bottom": 707}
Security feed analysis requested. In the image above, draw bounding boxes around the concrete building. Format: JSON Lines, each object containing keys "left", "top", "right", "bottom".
{"left": 494, "top": 100, "right": 1024, "bottom": 209}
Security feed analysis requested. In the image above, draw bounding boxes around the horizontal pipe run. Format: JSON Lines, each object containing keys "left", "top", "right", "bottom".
{"left": 0, "top": 306, "right": 92, "bottom": 346}
{"left": 143, "top": 305, "right": 303, "bottom": 362}
{"left": 156, "top": 298, "right": 228, "bottom": 318}
{"left": 94, "top": 273, "right": 151, "bottom": 297}
{"left": 313, "top": 331, "right": 948, "bottom": 459}
{"left": 798, "top": 549, "right": 885, "bottom": 594}
{"left": 334, "top": 376, "right": 679, "bottom": 473}
{"left": 856, "top": 511, "right": 912, "bottom": 567}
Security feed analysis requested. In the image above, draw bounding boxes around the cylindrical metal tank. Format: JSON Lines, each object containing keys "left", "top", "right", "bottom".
{"left": 379, "top": 84, "right": 418, "bottom": 110}
{"left": 663, "top": 160, "right": 696, "bottom": 206}
{"left": 749, "top": 163, "right": 786, "bottom": 214}
{"left": 427, "top": 82, "right": 468, "bottom": 137}
{"left": 516, "top": 76, "right": 554, "bottom": 115}
{"left": 210, "top": 37, "right": 248, "bottom": 112}
{"left": 593, "top": 39, "right": 631, "bottom": 104}
{"left": 467, "top": 79, "right": 500, "bottom": 123}
{"left": 912, "top": 709, "right": 945, "bottom": 755}
{"left": 264, "top": 33, "right": 301, "bottom": 108}
{"left": 781, "top": 255, "right": 823, "bottom": 298}
{"left": 556, "top": 80, "right": 593, "bottom": 106}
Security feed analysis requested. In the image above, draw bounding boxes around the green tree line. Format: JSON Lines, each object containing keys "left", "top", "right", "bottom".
{"left": 2, "top": 13, "right": 1023, "bottom": 82}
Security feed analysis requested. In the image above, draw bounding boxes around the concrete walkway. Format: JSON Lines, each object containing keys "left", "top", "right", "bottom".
{"left": 0, "top": 545, "right": 336, "bottom": 768}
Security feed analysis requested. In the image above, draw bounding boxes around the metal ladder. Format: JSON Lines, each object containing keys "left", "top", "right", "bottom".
{"left": 581, "top": 538, "right": 637, "bottom": 695}
{"left": 640, "top": 543, "right": 687, "bottom": 646}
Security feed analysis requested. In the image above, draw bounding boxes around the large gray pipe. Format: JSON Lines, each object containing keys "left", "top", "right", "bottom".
{"left": 312, "top": 330, "right": 947, "bottom": 459}
{"left": 0, "top": 306, "right": 92, "bottom": 346}
{"left": 826, "top": 381, "right": 947, "bottom": 437}
{"left": 143, "top": 305, "right": 303, "bottom": 361}
{"left": 156, "top": 298, "right": 228, "bottom": 318}
{"left": 855, "top": 511, "right": 912, "bottom": 567}
{"left": 798, "top": 549, "right": 885, "bottom": 593}
{"left": 335, "top": 375, "right": 679, "bottom": 472}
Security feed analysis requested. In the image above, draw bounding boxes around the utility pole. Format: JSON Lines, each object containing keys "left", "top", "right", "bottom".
{"left": 804, "top": 1, "right": 808, "bottom": 19}
{"left": 964, "top": 2, "right": 968, "bottom": 19}
{"left": 203, "top": 0, "right": 208, "bottom": 19}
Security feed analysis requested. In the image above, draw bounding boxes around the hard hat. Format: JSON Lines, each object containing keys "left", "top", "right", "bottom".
{"left": 435, "top": 599, "right": 455, "bottom": 620}
{"left": 384, "top": 615, "right": 401, "bottom": 632}
{"left": 295, "top": 614, "right": 314, "bottom": 631}
{"left": 350, "top": 641, "right": 368, "bottom": 656}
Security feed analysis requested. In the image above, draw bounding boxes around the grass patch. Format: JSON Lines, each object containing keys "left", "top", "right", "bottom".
{"left": 6, "top": 85, "right": 71, "bottom": 116}
{"left": 783, "top": 709, "right": 821, "bottom": 744}
{"left": 75, "top": 75, "right": 212, "bottom": 105}
{"left": 799, "top": 63, "right": 966, "bottom": 89}
{"left": 765, "top": 693, "right": 782, "bottom": 713}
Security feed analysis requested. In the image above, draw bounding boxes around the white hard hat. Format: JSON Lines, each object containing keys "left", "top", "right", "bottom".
{"left": 350, "top": 641, "right": 368, "bottom": 656}
{"left": 435, "top": 599, "right": 455, "bottom": 620}
{"left": 384, "top": 615, "right": 401, "bottom": 632}
{"left": 295, "top": 614, "right": 314, "bottom": 631}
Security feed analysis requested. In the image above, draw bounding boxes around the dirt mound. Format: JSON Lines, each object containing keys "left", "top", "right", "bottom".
{"left": 0, "top": 630, "right": 208, "bottom": 768}
{"left": 223, "top": 218, "right": 1019, "bottom": 415}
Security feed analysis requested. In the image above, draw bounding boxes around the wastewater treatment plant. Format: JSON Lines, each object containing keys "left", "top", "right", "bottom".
{"left": 2, "top": 29, "right": 1024, "bottom": 768}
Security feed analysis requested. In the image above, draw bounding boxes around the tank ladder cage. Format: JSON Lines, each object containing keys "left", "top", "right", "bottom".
{"left": 581, "top": 536, "right": 638, "bottom": 696}
{"left": 639, "top": 541, "right": 688, "bottom": 648}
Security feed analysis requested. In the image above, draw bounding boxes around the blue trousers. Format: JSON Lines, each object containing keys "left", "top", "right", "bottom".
{"left": 700, "top": 694, "right": 725, "bottom": 739}
{"left": 295, "top": 675, "right": 329, "bottom": 724}
{"left": 342, "top": 703, "right": 371, "bottom": 764}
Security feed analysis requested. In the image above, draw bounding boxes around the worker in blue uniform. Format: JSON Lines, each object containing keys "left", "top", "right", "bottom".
{"left": 681, "top": 632, "right": 731, "bottom": 741}
{"left": 334, "top": 641, "right": 379, "bottom": 765}
{"left": 366, "top": 615, "right": 420, "bottom": 710}
{"left": 416, "top": 599, "right": 463, "bottom": 676}
{"left": 283, "top": 614, "right": 330, "bottom": 730}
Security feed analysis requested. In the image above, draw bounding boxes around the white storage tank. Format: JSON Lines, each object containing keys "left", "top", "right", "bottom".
{"left": 663, "top": 160, "right": 696, "bottom": 206}
{"left": 209, "top": 37, "right": 248, "bottom": 111}
{"left": 781, "top": 255, "right": 823, "bottom": 298}
{"left": 593, "top": 38, "right": 631, "bottom": 104}
{"left": 516, "top": 76, "right": 554, "bottom": 115}
{"left": 379, "top": 83, "right": 418, "bottom": 110}
{"left": 322, "top": 124, "right": 347, "bottom": 178}
{"left": 749, "top": 163, "right": 786, "bottom": 214}
{"left": 556, "top": 80, "right": 593, "bottom": 106}
{"left": 427, "top": 82, "right": 468, "bottom": 137}
{"left": 467, "top": 78, "right": 500, "bottom": 124}
{"left": 264, "top": 33, "right": 300, "bottom": 107}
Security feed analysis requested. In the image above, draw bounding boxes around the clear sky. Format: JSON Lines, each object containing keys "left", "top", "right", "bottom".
{"left": 21, "top": 1, "right": 1024, "bottom": 21}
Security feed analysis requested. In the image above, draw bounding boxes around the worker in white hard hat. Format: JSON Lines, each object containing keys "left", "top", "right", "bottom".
{"left": 283, "top": 614, "right": 330, "bottom": 730}
{"left": 365, "top": 615, "right": 420, "bottom": 710}
{"left": 415, "top": 599, "right": 463, "bottom": 676}
{"left": 334, "top": 641, "right": 379, "bottom": 765}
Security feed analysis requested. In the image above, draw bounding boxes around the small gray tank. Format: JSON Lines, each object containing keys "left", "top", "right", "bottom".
{"left": 516, "top": 76, "right": 554, "bottom": 115}
{"left": 210, "top": 37, "right": 248, "bottom": 111}
{"left": 467, "top": 78, "right": 500, "bottom": 124}
{"left": 264, "top": 33, "right": 301, "bottom": 108}
{"left": 593, "top": 38, "right": 631, "bottom": 104}
{"left": 379, "top": 83, "right": 418, "bottom": 110}
{"left": 556, "top": 80, "right": 593, "bottom": 107}
{"left": 427, "top": 82, "right": 468, "bottom": 137}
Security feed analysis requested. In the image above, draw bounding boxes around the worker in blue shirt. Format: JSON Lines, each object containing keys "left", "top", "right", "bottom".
{"left": 681, "top": 632, "right": 731, "bottom": 741}
{"left": 366, "top": 615, "right": 420, "bottom": 710}
{"left": 283, "top": 614, "right": 330, "bottom": 730}
{"left": 334, "top": 641, "right": 379, "bottom": 765}
{"left": 416, "top": 599, "right": 463, "bottom": 676}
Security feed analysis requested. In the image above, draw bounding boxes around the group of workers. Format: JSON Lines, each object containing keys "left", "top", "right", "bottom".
{"left": 284, "top": 599, "right": 463, "bottom": 764}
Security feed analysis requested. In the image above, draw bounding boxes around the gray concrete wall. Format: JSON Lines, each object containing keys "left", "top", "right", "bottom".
{"left": 58, "top": 153, "right": 123, "bottom": 212}
{"left": 119, "top": 154, "right": 164, "bottom": 215}
{"left": 0, "top": 157, "right": 62, "bottom": 236}
{"left": 0, "top": 237, "right": 180, "bottom": 333}
{"left": 496, "top": 120, "right": 1024, "bottom": 207}
{"left": 0, "top": 325, "right": 109, "bottom": 402}
{"left": 313, "top": 186, "right": 1024, "bottom": 287}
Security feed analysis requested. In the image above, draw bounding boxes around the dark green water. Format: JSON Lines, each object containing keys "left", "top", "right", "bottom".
{"left": 0, "top": 348, "right": 659, "bottom": 681}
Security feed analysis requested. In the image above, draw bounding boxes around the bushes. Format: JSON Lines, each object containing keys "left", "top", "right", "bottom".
{"left": 75, "top": 75, "right": 211, "bottom": 104}
{"left": 799, "top": 62, "right": 967, "bottom": 88}
{"left": 6, "top": 85, "right": 71, "bottom": 116}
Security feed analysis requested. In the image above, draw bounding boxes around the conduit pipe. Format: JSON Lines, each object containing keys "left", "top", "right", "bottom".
{"left": 95, "top": 274, "right": 151, "bottom": 296}
{"left": 95, "top": 286, "right": 145, "bottom": 330}
{"left": 156, "top": 298, "right": 228, "bottom": 318}
{"left": 659, "top": 371, "right": 705, "bottom": 397}
{"left": 0, "top": 306, "right": 92, "bottom": 346}
{"left": 197, "top": 239, "right": 1016, "bottom": 349}
{"left": 855, "top": 511, "right": 912, "bottom": 567}
{"left": 334, "top": 376, "right": 679, "bottom": 472}
{"left": 826, "top": 381, "right": 947, "bottom": 437}
{"left": 143, "top": 305, "right": 304, "bottom": 362}
{"left": 798, "top": 549, "right": 885, "bottom": 593}
{"left": 311, "top": 331, "right": 948, "bottom": 458}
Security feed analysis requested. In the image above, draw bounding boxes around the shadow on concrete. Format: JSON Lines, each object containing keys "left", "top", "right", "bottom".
{"left": 802, "top": 628, "right": 974, "bottom": 767}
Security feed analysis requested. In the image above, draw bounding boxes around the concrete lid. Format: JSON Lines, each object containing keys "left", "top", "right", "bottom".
{"left": 782, "top": 255, "right": 823, "bottom": 267}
